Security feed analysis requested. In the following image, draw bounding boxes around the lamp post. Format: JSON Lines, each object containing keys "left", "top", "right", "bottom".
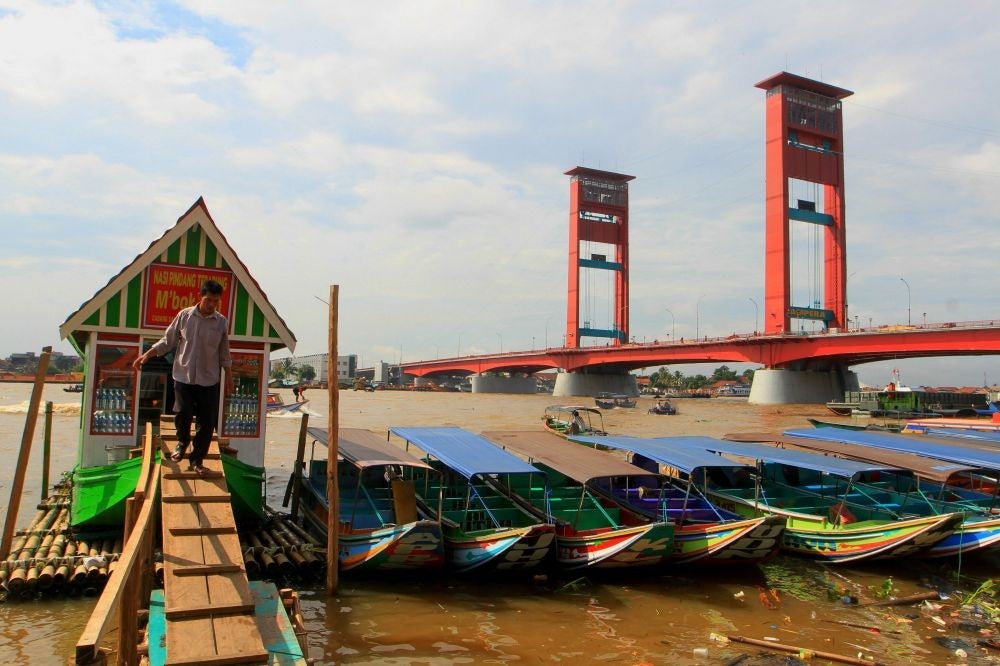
{"left": 664, "top": 308, "right": 675, "bottom": 341}
{"left": 900, "top": 277, "right": 911, "bottom": 325}
{"left": 457, "top": 332, "right": 462, "bottom": 357}
{"left": 695, "top": 294, "right": 706, "bottom": 340}
{"left": 544, "top": 316, "right": 551, "bottom": 349}
{"left": 433, "top": 344, "right": 439, "bottom": 359}
{"left": 923, "top": 312, "right": 927, "bottom": 327}
{"left": 748, "top": 297, "right": 759, "bottom": 335}
{"left": 496, "top": 332, "right": 503, "bottom": 354}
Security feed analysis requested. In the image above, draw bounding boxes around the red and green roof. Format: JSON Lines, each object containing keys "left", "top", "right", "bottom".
{"left": 59, "top": 198, "right": 296, "bottom": 353}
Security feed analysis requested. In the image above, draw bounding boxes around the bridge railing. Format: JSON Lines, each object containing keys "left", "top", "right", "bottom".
{"left": 75, "top": 422, "right": 160, "bottom": 665}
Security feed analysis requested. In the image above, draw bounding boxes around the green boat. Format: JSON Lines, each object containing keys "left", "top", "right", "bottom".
{"left": 656, "top": 436, "right": 962, "bottom": 563}
{"left": 484, "top": 431, "right": 676, "bottom": 569}
{"left": 71, "top": 448, "right": 264, "bottom": 528}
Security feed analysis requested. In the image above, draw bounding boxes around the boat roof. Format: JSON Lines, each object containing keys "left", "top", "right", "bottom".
{"left": 656, "top": 435, "right": 904, "bottom": 479}
{"left": 569, "top": 435, "right": 753, "bottom": 476}
{"left": 726, "top": 432, "right": 985, "bottom": 484}
{"left": 911, "top": 427, "right": 1000, "bottom": 443}
{"left": 785, "top": 428, "right": 1000, "bottom": 470}
{"left": 545, "top": 405, "right": 601, "bottom": 414}
{"left": 388, "top": 427, "right": 541, "bottom": 478}
{"left": 307, "top": 427, "right": 433, "bottom": 470}
{"left": 482, "top": 430, "right": 656, "bottom": 483}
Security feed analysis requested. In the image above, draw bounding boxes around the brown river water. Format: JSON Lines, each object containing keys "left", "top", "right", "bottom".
{"left": 1, "top": 384, "right": 996, "bottom": 664}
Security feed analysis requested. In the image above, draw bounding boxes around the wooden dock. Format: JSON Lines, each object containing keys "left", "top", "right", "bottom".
{"left": 159, "top": 429, "right": 269, "bottom": 665}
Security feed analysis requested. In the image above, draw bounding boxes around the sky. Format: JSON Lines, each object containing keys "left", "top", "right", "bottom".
{"left": 1, "top": 0, "right": 999, "bottom": 387}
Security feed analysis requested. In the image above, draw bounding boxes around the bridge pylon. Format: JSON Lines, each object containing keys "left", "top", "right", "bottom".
{"left": 756, "top": 72, "right": 853, "bottom": 334}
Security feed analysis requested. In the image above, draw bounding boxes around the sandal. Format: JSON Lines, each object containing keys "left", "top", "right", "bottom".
{"left": 170, "top": 443, "right": 188, "bottom": 462}
{"left": 192, "top": 464, "right": 210, "bottom": 477}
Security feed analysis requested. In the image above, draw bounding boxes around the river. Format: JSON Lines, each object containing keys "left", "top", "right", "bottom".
{"left": 0, "top": 384, "right": 994, "bottom": 664}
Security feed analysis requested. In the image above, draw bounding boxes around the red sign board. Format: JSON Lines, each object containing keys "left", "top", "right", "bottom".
{"left": 142, "top": 263, "right": 235, "bottom": 329}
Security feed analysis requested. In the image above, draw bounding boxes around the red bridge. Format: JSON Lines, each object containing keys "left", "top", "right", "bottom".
{"left": 399, "top": 73, "right": 1000, "bottom": 401}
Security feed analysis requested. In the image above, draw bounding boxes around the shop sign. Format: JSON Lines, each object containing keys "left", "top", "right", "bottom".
{"left": 142, "top": 262, "right": 235, "bottom": 328}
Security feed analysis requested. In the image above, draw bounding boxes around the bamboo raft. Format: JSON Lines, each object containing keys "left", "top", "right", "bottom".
{"left": 0, "top": 484, "right": 123, "bottom": 600}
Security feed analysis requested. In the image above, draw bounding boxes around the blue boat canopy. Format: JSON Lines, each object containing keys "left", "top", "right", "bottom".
{"left": 785, "top": 428, "right": 1000, "bottom": 470}
{"left": 659, "top": 435, "right": 904, "bottom": 479}
{"left": 389, "top": 427, "right": 542, "bottom": 479}
{"left": 569, "top": 435, "right": 754, "bottom": 476}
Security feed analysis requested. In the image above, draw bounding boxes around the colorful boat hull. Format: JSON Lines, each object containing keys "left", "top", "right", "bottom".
{"left": 446, "top": 524, "right": 555, "bottom": 572}
{"left": 554, "top": 522, "right": 675, "bottom": 569}
{"left": 672, "top": 515, "right": 785, "bottom": 564}
{"left": 925, "top": 516, "right": 1000, "bottom": 558}
{"left": 298, "top": 485, "right": 444, "bottom": 572}
{"left": 710, "top": 492, "right": 962, "bottom": 563}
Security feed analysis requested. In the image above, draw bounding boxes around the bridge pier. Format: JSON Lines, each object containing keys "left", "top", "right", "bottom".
{"left": 470, "top": 374, "right": 537, "bottom": 394}
{"left": 749, "top": 367, "right": 859, "bottom": 405}
{"left": 552, "top": 372, "right": 638, "bottom": 398}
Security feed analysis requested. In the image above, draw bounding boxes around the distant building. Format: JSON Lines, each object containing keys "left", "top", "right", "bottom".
{"left": 6, "top": 351, "right": 80, "bottom": 370}
{"left": 281, "top": 353, "right": 357, "bottom": 384}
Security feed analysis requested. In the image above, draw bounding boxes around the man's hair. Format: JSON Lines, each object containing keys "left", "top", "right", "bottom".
{"left": 200, "top": 280, "right": 224, "bottom": 296}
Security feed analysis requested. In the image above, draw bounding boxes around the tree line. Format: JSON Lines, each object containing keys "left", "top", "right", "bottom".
{"left": 647, "top": 365, "right": 756, "bottom": 390}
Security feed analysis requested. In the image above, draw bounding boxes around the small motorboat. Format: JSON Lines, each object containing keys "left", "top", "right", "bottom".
{"left": 648, "top": 400, "right": 676, "bottom": 415}
{"left": 266, "top": 392, "right": 308, "bottom": 413}
{"left": 63, "top": 384, "right": 84, "bottom": 393}
{"left": 594, "top": 393, "right": 615, "bottom": 409}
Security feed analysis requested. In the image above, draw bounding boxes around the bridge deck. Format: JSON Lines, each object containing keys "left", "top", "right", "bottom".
{"left": 160, "top": 418, "right": 268, "bottom": 665}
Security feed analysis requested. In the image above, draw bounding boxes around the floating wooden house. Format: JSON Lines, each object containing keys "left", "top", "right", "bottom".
{"left": 59, "top": 198, "right": 296, "bottom": 528}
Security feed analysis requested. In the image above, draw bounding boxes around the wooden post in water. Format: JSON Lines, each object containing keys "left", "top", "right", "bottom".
{"left": 1, "top": 346, "right": 52, "bottom": 561}
{"left": 42, "top": 401, "right": 53, "bottom": 500}
{"left": 326, "top": 285, "right": 340, "bottom": 595}
{"left": 289, "top": 412, "right": 310, "bottom": 519}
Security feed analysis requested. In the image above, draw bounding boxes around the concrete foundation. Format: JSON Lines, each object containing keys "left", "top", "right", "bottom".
{"left": 749, "top": 368, "right": 860, "bottom": 405}
{"left": 413, "top": 377, "right": 434, "bottom": 388}
{"left": 470, "top": 374, "right": 537, "bottom": 394}
{"left": 552, "top": 373, "right": 639, "bottom": 398}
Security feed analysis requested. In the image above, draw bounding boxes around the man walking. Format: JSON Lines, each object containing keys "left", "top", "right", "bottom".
{"left": 134, "top": 279, "right": 233, "bottom": 476}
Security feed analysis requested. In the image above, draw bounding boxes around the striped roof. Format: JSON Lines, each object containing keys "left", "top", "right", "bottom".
{"left": 59, "top": 198, "right": 296, "bottom": 353}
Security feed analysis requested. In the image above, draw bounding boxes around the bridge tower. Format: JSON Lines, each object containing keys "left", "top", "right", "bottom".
{"left": 565, "top": 167, "right": 635, "bottom": 348}
{"left": 755, "top": 72, "right": 853, "bottom": 334}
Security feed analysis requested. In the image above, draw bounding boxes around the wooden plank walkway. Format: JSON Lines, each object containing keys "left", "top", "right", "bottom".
{"left": 160, "top": 415, "right": 269, "bottom": 666}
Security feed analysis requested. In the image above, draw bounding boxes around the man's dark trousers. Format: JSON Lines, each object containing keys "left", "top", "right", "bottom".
{"left": 173, "top": 381, "right": 220, "bottom": 467}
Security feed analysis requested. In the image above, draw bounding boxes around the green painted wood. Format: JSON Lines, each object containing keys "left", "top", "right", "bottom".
{"left": 166, "top": 238, "right": 181, "bottom": 264}
{"left": 221, "top": 257, "right": 230, "bottom": 270}
{"left": 204, "top": 236, "right": 217, "bottom": 267}
{"left": 104, "top": 292, "right": 121, "bottom": 327}
{"left": 125, "top": 274, "right": 142, "bottom": 328}
{"left": 248, "top": 581, "right": 306, "bottom": 664}
{"left": 184, "top": 226, "right": 201, "bottom": 265}
{"left": 268, "top": 324, "right": 281, "bottom": 339}
{"left": 83, "top": 310, "right": 100, "bottom": 326}
{"left": 234, "top": 282, "right": 249, "bottom": 335}
{"left": 251, "top": 304, "right": 265, "bottom": 337}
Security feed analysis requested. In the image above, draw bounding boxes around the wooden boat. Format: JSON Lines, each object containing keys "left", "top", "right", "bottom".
{"left": 594, "top": 393, "right": 615, "bottom": 409}
{"left": 298, "top": 427, "right": 444, "bottom": 572}
{"left": 483, "top": 431, "right": 676, "bottom": 569}
{"left": 388, "top": 427, "right": 555, "bottom": 573}
{"left": 266, "top": 392, "right": 308, "bottom": 413}
{"left": 655, "top": 436, "right": 962, "bottom": 563}
{"left": 569, "top": 434, "right": 785, "bottom": 564}
{"left": 730, "top": 432, "right": 1000, "bottom": 558}
{"left": 542, "top": 405, "right": 607, "bottom": 437}
{"left": 63, "top": 383, "right": 84, "bottom": 393}
{"left": 786, "top": 427, "right": 1000, "bottom": 468}
{"left": 648, "top": 400, "right": 677, "bottom": 415}
{"left": 905, "top": 417, "right": 1000, "bottom": 439}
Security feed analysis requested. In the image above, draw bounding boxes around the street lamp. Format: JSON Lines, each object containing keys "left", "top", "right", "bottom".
{"left": 457, "top": 332, "right": 462, "bottom": 357}
{"left": 748, "top": 297, "right": 759, "bottom": 335}
{"left": 545, "top": 316, "right": 551, "bottom": 349}
{"left": 664, "top": 308, "right": 675, "bottom": 341}
{"left": 695, "top": 294, "right": 706, "bottom": 340}
{"left": 900, "top": 277, "right": 911, "bottom": 325}
{"left": 433, "top": 344, "right": 439, "bottom": 359}
{"left": 496, "top": 332, "right": 503, "bottom": 354}
{"left": 923, "top": 312, "right": 927, "bottom": 327}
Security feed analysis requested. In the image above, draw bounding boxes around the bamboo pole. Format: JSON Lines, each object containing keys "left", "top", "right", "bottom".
{"left": 1, "top": 346, "right": 52, "bottom": 560}
{"left": 326, "top": 285, "right": 340, "bottom": 595}
{"left": 726, "top": 635, "right": 889, "bottom": 666}
{"left": 289, "top": 413, "right": 310, "bottom": 518}
{"left": 42, "top": 401, "right": 53, "bottom": 500}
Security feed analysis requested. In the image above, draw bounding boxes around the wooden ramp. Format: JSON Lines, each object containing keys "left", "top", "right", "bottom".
{"left": 160, "top": 429, "right": 269, "bottom": 665}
